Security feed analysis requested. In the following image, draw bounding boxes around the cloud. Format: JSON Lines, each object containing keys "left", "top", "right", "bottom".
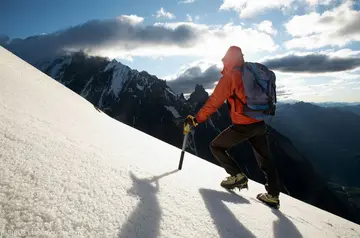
{"left": 219, "top": 0, "right": 339, "bottom": 18}
{"left": 1, "top": 15, "right": 201, "bottom": 63}
{"left": 256, "top": 20, "right": 277, "bottom": 35}
{"left": 178, "top": 0, "right": 196, "bottom": 3}
{"left": 1, "top": 16, "right": 277, "bottom": 63}
{"left": 325, "top": 49, "right": 360, "bottom": 58}
{"left": 305, "top": 0, "right": 335, "bottom": 6}
{"left": 284, "top": 0, "right": 360, "bottom": 49}
{"left": 186, "top": 14, "right": 200, "bottom": 22}
{"left": 275, "top": 69, "right": 360, "bottom": 102}
{"left": 186, "top": 14, "right": 193, "bottom": 22}
{"left": 167, "top": 61, "right": 292, "bottom": 96}
{"left": 0, "top": 35, "right": 9, "bottom": 45}
{"left": 263, "top": 53, "right": 360, "bottom": 73}
{"left": 167, "top": 64, "right": 222, "bottom": 94}
{"left": 220, "top": 0, "right": 294, "bottom": 18}
{"left": 118, "top": 14, "right": 145, "bottom": 25}
{"left": 155, "top": 8, "right": 175, "bottom": 20}
{"left": 277, "top": 87, "right": 293, "bottom": 98}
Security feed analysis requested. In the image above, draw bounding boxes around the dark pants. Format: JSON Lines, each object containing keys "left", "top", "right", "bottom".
{"left": 210, "top": 121, "right": 281, "bottom": 196}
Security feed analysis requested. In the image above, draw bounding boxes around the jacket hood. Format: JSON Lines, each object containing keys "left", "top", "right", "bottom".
{"left": 221, "top": 46, "right": 244, "bottom": 74}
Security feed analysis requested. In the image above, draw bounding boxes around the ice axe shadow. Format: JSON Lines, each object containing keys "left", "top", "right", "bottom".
{"left": 126, "top": 169, "right": 179, "bottom": 197}
{"left": 118, "top": 169, "right": 179, "bottom": 238}
{"left": 148, "top": 169, "right": 179, "bottom": 182}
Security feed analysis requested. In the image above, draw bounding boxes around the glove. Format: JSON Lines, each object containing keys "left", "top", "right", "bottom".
{"left": 184, "top": 115, "right": 198, "bottom": 134}
{"left": 185, "top": 115, "right": 198, "bottom": 127}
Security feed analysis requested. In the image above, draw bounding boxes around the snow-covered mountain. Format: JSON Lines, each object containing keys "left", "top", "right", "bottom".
{"left": 36, "top": 51, "right": 192, "bottom": 149}
{"left": 1, "top": 45, "right": 360, "bottom": 238}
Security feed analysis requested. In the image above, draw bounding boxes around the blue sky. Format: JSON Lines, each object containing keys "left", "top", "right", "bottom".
{"left": 1, "top": 0, "right": 360, "bottom": 102}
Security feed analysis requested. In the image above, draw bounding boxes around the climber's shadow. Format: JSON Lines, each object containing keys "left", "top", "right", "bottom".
{"left": 118, "top": 169, "right": 178, "bottom": 238}
{"left": 199, "top": 188, "right": 256, "bottom": 238}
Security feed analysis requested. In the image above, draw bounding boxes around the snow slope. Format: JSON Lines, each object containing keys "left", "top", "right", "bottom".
{"left": 0, "top": 46, "right": 359, "bottom": 238}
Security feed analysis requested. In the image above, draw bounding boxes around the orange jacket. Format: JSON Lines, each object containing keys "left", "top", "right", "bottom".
{"left": 195, "top": 47, "right": 261, "bottom": 125}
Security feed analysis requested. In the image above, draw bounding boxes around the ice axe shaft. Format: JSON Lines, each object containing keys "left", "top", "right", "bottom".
{"left": 178, "top": 123, "right": 191, "bottom": 170}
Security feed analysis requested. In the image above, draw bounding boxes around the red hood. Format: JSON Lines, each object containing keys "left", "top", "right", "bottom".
{"left": 221, "top": 46, "right": 244, "bottom": 74}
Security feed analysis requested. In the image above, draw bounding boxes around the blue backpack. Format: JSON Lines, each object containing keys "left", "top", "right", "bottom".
{"left": 233, "top": 62, "right": 277, "bottom": 120}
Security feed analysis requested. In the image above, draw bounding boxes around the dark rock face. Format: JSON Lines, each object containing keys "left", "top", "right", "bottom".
{"left": 27, "top": 53, "right": 360, "bottom": 224}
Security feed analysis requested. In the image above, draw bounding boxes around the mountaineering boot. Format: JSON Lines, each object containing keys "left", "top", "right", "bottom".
{"left": 256, "top": 193, "right": 280, "bottom": 209}
{"left": 221, "top": 173, "right": 248, "bottom": 190}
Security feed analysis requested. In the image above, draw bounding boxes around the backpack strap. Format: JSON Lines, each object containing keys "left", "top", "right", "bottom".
{"left": 231, "top": 65, "right": 246, "bottom": 106}
{"left": 231, "top": 89, "right": 246, "bottom": 105}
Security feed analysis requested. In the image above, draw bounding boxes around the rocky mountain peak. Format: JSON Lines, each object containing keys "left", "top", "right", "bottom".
{"left": 189, "top": 84, "right": 208, "bottom": 104}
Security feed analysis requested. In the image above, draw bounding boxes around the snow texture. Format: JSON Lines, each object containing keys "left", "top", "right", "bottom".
{"left": 0, "top": 46, "right": 360, "bottom": 238}
{"left": 164, "top": 106, "right": 181, "bottom": 119}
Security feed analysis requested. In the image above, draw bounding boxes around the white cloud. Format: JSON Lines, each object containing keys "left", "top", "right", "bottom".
{"left": 284, "top": 0, "right": 360, "bottom": 49}
{"left": 321, "top": 48, "right": 360, "bottom": 58}
{"left": 186, "top": 14, "right": 193, "bottom": 22}
{"left": 219, "top": 0, "right": 295, "bottom": 18}
{"left": 305, "top": 0, "right": 335, "bottom": 6}
{"left": 116, "top": 15, "right": 144, "bottom": 25}
{"left": 64, "top": 20, "right": 278, "bottom": 63}
{"left": 275, "top": 70, "right": 360, "bottom": 102}
{"left": 145, "top": 22, "right": 278, "bottom": 60}
{"left": 219, "top": 0, "right": 341, "bottom": 18}
{"left": 155, "top": 8, "right": 176, "bottom": 20}
{"left": 3, "top": 14, "right": 278, "bottom": 66}
{"left": 178, "top": 0, "right": 196, "bottom": 3}
{"left": 261, "top": 48, "right": 360, "bottom": 63}
{"left": 256, "top": 20, "right": 277, "bottom": 35}
{"left": 186, "top": 14, "right": 200, "bottom": 22}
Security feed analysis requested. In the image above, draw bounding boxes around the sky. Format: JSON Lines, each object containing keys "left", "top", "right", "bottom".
{"left": 1, "top": 0, "right": 360, "bottom": 102}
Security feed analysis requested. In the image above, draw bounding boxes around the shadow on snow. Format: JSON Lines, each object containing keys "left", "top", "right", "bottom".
{"left": 199, "top": 188, "right": 256, "bottom": 238}
{"left": 272, "top": 209, "right": 303, "bottom": 238}
{"left": 250, "top": 197, "right": 303, "bottom": 238}
{"left": 118, "top": 169, "right": 178, "bottom": 238}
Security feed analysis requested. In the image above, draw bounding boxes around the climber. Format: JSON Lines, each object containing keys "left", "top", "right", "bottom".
{"left": 185, "top": 46, "right": 281, "bottom": 208}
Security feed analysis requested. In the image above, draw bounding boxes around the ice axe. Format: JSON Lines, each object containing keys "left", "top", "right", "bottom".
{"left": 178, "top": 121, "right": 192, "bottom": 170}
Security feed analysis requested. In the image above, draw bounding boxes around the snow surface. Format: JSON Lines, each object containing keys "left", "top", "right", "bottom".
{"left": 0, "top": 46, "right": 360, "bottom": 238}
